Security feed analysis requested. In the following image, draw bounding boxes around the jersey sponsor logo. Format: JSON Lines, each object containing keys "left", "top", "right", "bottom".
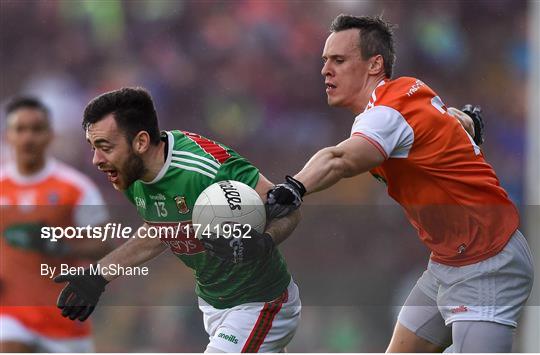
{"left": 146, "top": 221, "right": 204, "bottom": 255}
{"left": 407, "top": 79, "right": 425, "bottom": 97}
{"left": 450, "top": 305, "right": 468, "bottom": 314}
{"left": 218, "top": 180, "right": 242, "bottom": 210}
{"left": 218, "top": 332, "right": 239, "bottom": 344}
{"left": 174, "top": 195, "right": 190, "bottom": 214}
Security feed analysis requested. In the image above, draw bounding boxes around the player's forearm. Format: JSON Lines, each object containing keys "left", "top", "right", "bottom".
{"left": 448, "top": 107, "right": 475, "bottom": 137}
{"left": 97, "top": 234, "right": 166, "bottom": 282}
{"left": 294, "top": 147, "right": 348, "bottom": 195}
{"left": 69, "top": 239, "right": 114, "bottom": 259}
{"left": 295, "top": 138, "right": 384, "bottom": 195}
{"left": 265, "top": 209, "right": 301, "bottom": 245}
{"left": 65, "top": 223, "right": 115, "bottom": 259}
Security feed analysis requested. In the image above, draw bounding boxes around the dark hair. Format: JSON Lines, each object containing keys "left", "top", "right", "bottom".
{"left": 83, "top": 87, "right": 161, "bottom": 145}
{"left": 6, "top": 96, "right": 50, "bottom": 120}
{"left": 330, "top": 14, "right": 396, "bottom": 78}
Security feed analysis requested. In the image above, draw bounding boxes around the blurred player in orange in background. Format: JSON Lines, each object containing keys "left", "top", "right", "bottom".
{"left": 0, "top": 97, "right": 111, "bottom": 352}
{"left": 265, "top": 14, "right": 533, "bottom": 353}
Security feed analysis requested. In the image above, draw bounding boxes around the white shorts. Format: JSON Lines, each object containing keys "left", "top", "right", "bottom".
{"left": 398, "top": 230, "right": 534, "bottom": 340}
{"left": 0, "top": 315, "right": 94, "bottom": 352}
{"left": 199, "top": 279, "right": 301, "bottom": 353}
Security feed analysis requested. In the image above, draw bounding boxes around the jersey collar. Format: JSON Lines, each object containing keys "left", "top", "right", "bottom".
{"left": 4, "top": 158, "right": 56, "bottom": 185}
{"left": 141, "top": 131, "right": 173, "bottom": 185}
{"left": 363, "top": 79, "right": 387, "bottom": 113}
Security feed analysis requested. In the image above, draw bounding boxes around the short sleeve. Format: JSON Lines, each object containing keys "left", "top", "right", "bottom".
{"left": 350, "top": 105, "right": 414, "bottom": 159}
{"left": 213, "top": 153, "right": 260, "bottom": 189}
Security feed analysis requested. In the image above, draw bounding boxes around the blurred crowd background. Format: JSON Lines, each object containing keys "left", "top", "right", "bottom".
{"left": 0, "top": 0, "right": 532, "bottom": 352}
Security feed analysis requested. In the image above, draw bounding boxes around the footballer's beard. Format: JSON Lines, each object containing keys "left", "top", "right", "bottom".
{"left": 116, "top": 153, "right": 146, "bottom": 190}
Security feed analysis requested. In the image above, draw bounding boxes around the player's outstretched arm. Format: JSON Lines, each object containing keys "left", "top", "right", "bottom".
{"left": 265, "top": 137, "right": 384, "bottom": 219}
{"left": 54, "top": 223, "right": 167, "bottom": 321}
{"left": 95, "top": 223, "right": 167, "bottom": 282}
{"left": 295, "top": 136, "right": 385, "bottom": 194}
{"left": 448, "top": 105, "right": 484, "bottom": 145}
{"left": 448, "top": 107, "right": 475, "bottom": 137}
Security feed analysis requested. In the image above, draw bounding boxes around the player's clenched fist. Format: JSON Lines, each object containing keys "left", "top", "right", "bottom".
{"left": 266, "top": 175, "right": 306, "bottom": 219}
{"left": 54, "top": 269, "right": 108, "bottom": 321}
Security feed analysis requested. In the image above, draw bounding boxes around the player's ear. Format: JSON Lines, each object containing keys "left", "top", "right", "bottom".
{"left": 368, "top": 54, "right": 384, "bottom": 76}
{"left": 132, "top": 131, "right": 150, "bottom": 154}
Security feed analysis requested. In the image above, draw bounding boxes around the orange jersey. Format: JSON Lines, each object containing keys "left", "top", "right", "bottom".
{"left": 351, "top": 77, "right": 519, "bottom": 266}
{"left": 0, "top": 158, "right": 108, "bottom": 338}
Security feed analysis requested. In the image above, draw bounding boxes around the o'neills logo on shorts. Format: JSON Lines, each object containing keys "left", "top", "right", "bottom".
{"left": 218, "top": 180, "right": 241, "bottom": 210}
{"left": 450, "top": 305, "right": 468, "bottom": 314}
{"left": 218, "top": 332, "right": 239, "bottom": 344}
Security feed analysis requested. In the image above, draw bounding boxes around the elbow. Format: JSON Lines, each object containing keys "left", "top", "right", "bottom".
{"left": 330, "top": 155, "right": 355, "bottom": 178}
{"left": 320, "top": 147, "right": 351, "bottom": 178}
{"left": 338, "top": 161, "right": 357, "bottom": 178}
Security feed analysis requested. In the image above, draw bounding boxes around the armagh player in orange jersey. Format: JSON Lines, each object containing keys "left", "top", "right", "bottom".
{"left": 0, "top": 97, "right": 110, "bottom": 352}
{"left": 263, "top": 15, "right": 534, "bottom": 352}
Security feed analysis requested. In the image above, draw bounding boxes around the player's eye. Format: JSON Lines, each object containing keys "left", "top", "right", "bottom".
{"left": 335, "top": 58, "right": 344, "bottom": 64}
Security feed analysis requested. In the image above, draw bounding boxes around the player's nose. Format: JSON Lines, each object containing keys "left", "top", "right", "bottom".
{"left": 92, "top": 149, "right": 106, "bottom": 167}
{"left": 321, "top": 62, "right": 332, "bottom": 77}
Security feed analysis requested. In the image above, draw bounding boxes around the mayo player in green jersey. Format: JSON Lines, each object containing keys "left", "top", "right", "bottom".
{"left": 53, "top": 87, "right": 301, "bottom": 353}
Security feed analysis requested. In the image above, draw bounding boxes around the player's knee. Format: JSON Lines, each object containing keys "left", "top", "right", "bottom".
{"left": 387, "top": 322, "right": 444, "bottom": 353}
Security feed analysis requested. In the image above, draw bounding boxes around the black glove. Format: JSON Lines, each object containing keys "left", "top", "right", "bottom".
{"left": 3, "top": 222, "right": 69, "bottom": 256}
{"left": 266, "top": 175, "right": 306, "bottom": 219}
{"left": 201, "top": 224, "right": 275, "bottom": 264}
{"left": 461, "top": 104, "right": 484, "bottom": 146}
{"left": 54, "top": 268, "right": 108, "bottom": 321}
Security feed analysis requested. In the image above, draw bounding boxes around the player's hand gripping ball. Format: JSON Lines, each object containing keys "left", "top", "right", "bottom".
{"left": 201, "top": 224, "right": 275, "bottom": 264}
{"left": 193, "top": 180, "right": 273, "bottom": 263}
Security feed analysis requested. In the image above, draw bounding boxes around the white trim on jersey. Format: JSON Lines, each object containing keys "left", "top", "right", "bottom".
{"left": 351, "top": 105, "right": 414, "bottom": 159}
{"left": 172, "top": 150, "right": 221, "bottom": 169}
{"left": 0, "top": 315, "right": 94, "bottom": 352}
{"left": 142, "top": 131, "right": 174, "bottom": 185}
{"left": 364, "top": 79, "right": 387, "bottom": 112}
{"left": 1, "top": 158, "right": 109, "bottom": 227}
{"left": 170, "top": 162, "right": 216, "bottom": 179}
{"left": 2, "top": 158, "right": 56, "bottom": 185}
{"left": 171, "top": 156, "right": 218, "bottom": 175}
